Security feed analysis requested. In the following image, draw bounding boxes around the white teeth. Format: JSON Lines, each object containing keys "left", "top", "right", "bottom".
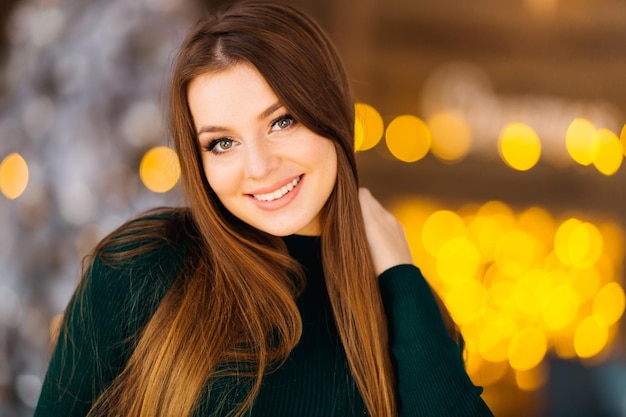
{"left": 253, "top": 176, "right": 301, "bottom": 202}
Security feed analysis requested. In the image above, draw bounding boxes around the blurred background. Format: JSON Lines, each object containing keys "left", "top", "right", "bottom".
{"left": 1, "top": 0, "right": 625, "bottom": 416}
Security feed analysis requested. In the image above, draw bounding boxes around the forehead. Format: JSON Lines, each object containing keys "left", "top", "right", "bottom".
{"left": 187, "top": 63, "right": 279, "bottom": 126}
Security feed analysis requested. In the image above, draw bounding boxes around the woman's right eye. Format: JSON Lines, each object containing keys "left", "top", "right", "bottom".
{"left": 204, "top": 138, "right": 235, "bottom": 154}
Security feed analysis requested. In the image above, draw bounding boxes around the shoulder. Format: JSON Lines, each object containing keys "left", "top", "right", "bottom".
{"left": 77, "top": 207, "right": 200, "bottom": 326}
{"left": 95, "top": 206, "right": 199, "bottom": 261}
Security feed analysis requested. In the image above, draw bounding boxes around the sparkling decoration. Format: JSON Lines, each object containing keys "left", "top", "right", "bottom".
{"left": 0, "top": 0, "right": 196, "bottom": 414}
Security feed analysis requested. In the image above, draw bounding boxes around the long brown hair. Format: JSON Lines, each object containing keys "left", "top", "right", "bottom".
{"left": 80, "top": 2, "right": 458, "bottom": 417}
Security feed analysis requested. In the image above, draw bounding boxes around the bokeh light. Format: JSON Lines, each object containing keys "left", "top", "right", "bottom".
{"left": 591, "top": 128, "right": 623, "bottom": 175}
{"left": 422, "top": 210, "right": 466, "bottom": 256}
{"left": 479, "top": 318, "right": 516, "bottom": 363}
{"left": 445, "top": 279, "right": 486, "bottom": 325}
{"left": 437, "top": 238, "right": 482, "bottom": 284}
{"left": 139, "top": 146, "right": 181, "bottom": 193}
{"left": 385, "top": 115, "right": 431, "bottom": 162}
{"left": 390, "top": 197, "right": 624, "bottom": 383}
{"left": 621, "top": 124, "right": 626, "bottom": 156}
{"left": 566, "top": 118, "right": 596, "bottom": 166}
{"left": 508, "top": 327, "right": 547, "bottom": 371}
{"left": 574, "top": 317, "right": 608, "bottom": 358}
{"left": 541, "top": 284, "right": 579, "bottom": 331}
{"left": 427, "top": 112, "right": 472, "bottom": 162}
{"left": 495, "top": 229, "right": 538, "bottom": 277}
{"left": 554, "top": 219, "right": 603, "bottom": 268}
{"left": 466, "top": 354, "right": 509, "bottom": 387}
{"left": 498, "top": 123, "right": 541, "bottom": 171}
{"left": 593, "top": 282, "right": 625, "bottom": 326}
{"left": 515, "top": 364, "right": 548, "bottom": 392}
{"left": 354, "top": 102, "right": 384, "bottom": 151}
{"left": 0, "top": 153, "right": 29, "bottom": 199}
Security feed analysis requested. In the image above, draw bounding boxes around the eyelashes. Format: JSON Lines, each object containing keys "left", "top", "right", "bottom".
{"left": 201, "top": 113, "right": 297, "bottom": 156}
{"left": 203, "top": 138, "right": 234, "bottom": 154}
{"left": 270, "top": 114, "right": 295, "bottom": 131}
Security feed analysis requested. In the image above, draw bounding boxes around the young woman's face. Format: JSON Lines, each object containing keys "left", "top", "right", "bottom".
{"left": 188, "top": 63, "right": 338, "bottom": 236}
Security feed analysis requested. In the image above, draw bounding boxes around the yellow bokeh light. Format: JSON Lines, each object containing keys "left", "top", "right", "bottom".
{"left": 436, "top": 238, "right": 482, "bottom": 284}
{"left": 477, "top": 201, "right": 516, "bottom": 231}
{"left": 495, "top": 229, "right": 538, "bottom": 277}
{"left": 139, "top": 146, "right": 181, "bottom": 193}
{"left": 554, "top": 218, "right": 580, "bottom": 266}
{"left": 514, "top": 269, "right": 550, "bottom": 318}
{"left": 467, "top": 354, "right": 509, "bottom": 387}
{"left": 382, "top": 196, "right": 624, "bottom": 373}
{"left": 444, "top": 279, "right": 486, "bottom": 325}
{"left": 508, "top": 327, "right": 547, "bottom": 370}
{"left": 568, "top": 266, "right": 600, "bottom": 305}
{"left": 566, "top": 118, "right": 596, "bottom": 166}
{"left": 487, "top": 280, "right": 514, "bottom": 308}
{"left": 555, "top": 219, "right": 603, "bottom": 268}
{"left": 385, "top": 115, "right": 431, "bottom": 162}
{"left": 515, "top": 365, "right": 547, "bottom": 391}
{"left": 517, "top": 206, "right": 554, "bottom": 255}
{"left": 574, "top": 316, "right": 608, "bottom": 358}
{"left": 621, "top": 124, "right": 626, "bottom": 156}
{"left": 421, "top": 210, "right": 466, "bottom": 256}
{"left": 354, "top": 102, "right": 384, "bottom": 151}
{"left": 554, "top": 331, "right": 577, "bottom": 359}
{"left": 460, "top": 323, "right": 480, "bottom": 352}
{"left": 479, "top": 320, "right": 514, "bottom": 363}
{"left": 591, "top": 128, "right": 623, "bottom": 175}
{"left": 554, "top": 218, "right": 603, "bottom": 268}
{"left": 354, "top": 119, "right": 364, "bottom": 150}
{"left": 467, "top": 216, "right": 505, "bottom": 263}
{"left": 498, "top": 123, "right": 541, "bottom": 171}
{"left": 598, "top": 222, "right": 625, "bottom": 266}
{"left": 541, "top": 285, "right": 579, "bottom": 331}
{"left": 0, "top": 153, "right": 29, "bottom": 200}
{"left": 593, "top": 282, "right": 625, "bottom": 326}
{"left": 573, "top": 222, "right": 603, "bottom": 268}
{"left": 427, "top": 112, "right": 472, "bottom": 163}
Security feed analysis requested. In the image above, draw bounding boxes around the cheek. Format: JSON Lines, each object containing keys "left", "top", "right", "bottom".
{"left": 203, "top": 161, "right": 238, "bottom": 199}
{"left": 314, "top": 140, "right": 338, "bottom": 177}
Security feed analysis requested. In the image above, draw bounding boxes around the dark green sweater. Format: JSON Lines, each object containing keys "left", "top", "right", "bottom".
{"left": 34, "top": 212, "right": 493, "bottom": 417}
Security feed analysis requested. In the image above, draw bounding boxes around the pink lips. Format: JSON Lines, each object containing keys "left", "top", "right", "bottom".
{"left": 246, "top": 175, "right": 303, "bottom": 211}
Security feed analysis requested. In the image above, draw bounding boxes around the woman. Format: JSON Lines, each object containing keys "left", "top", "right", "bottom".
{"left": 35, "top": 1, "right": 494, "bottom": 416}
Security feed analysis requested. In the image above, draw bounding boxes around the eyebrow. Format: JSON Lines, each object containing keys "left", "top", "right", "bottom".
{"left": 197, "top": 101, "right": 284, "bottom": 135}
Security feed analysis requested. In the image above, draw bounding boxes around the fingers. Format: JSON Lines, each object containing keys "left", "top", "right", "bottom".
{"left": 359, "top": 187, "right": 414, "bottom": 275}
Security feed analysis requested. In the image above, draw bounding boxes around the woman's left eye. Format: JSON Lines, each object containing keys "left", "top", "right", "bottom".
{"left": 271, "top": 115, "right": 295, "bottom": 131}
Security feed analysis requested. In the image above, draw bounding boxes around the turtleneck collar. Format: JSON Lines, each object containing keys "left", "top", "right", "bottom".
{"left": 282, "top": 234, "right": 322, "bottom": 267}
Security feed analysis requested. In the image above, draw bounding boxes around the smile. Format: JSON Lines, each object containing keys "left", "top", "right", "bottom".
{"left": 252, "top": 176, "right": 302, "bottom": 202}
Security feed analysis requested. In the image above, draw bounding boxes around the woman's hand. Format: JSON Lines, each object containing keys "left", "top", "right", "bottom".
{"left": 359, "top": 188, "right": 414, "bottom": 275}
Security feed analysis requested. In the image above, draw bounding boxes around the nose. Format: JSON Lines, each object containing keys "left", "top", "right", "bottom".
{"left": 243, "top": 138, "right": 280, "bottom": 179}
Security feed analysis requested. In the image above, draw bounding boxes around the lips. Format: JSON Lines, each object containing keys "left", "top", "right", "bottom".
{"left": 251, "top": 175, "right": 302, "bottom": 202}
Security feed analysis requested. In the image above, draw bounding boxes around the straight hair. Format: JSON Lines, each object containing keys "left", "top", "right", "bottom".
{"left": 72, "top": 2, "right": 460, "bottom": 416}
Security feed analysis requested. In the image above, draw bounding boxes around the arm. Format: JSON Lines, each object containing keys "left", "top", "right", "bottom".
{"left": 359, "top": 188, "right": 494, "bottom": 417}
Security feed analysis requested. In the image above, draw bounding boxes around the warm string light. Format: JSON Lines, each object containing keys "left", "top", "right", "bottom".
{"left": 0, "top": 153, "right": 29, "bottom": 200}
{"left": 139, "top": 146, "right": 181, "bottom": 193}
{"left": 354, "top": 103, "right": 624, "bottom": 175}
{"left": 391, "top": 197, "right": 625, "bottom": 391}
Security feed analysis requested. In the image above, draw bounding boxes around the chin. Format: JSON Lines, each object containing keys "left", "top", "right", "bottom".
{"left": 253, "top": 220, "right": 320, "bottom": 237}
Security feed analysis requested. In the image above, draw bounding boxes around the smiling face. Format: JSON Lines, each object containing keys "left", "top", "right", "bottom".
{"left": 188, "top": 63, "right": 338, "bottom": 236}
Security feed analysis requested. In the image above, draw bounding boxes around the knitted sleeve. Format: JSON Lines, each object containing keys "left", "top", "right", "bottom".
{"left": 378, "top": 264, "right": 494, "bottom": 417}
